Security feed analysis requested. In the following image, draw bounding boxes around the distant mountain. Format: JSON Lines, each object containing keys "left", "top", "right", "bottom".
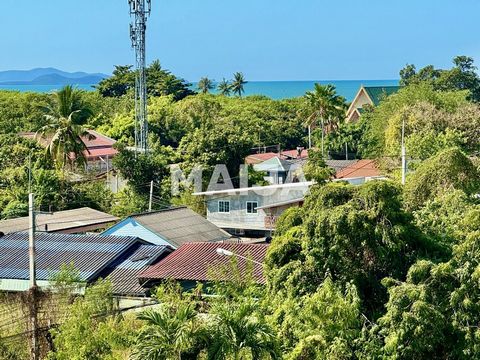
{"left": 0, "top": 68, "right": 109, "bottom": 85}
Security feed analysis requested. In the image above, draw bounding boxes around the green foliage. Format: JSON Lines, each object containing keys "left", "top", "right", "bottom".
{"left": 404, "top": 147, "right": 480, "bottom": 210}
{"left": 217, "top": 78, "right": 232, "bottom": 96}
{"left": 231, "top": 72, "right": 247, "bottom": 97}
{"left": 37, "top": 85, "right": 94, "bottom": 169}
{"left": 197, "top": 77, "right": 214, "bottom": 94}
{"left": 96, "top": 60, "right": 194, "bottom": 100}
{"left": 266, "top": 181, "right": 436, "bottom": 315}
{"left": 48, "top": 279, "right": 137, "bottom": 360}
{"left": 302, "top": 148, "right": 335, "bottom": 183}
{"left": 281, "top": 278, "right": 362, "bottom": 360}
{"left": 112, "top": 146, "right": 172, "bottom": 197}
{"left": 413, "top": 190, "right": 480, "bottom": 250}
{"left": 358, "top": 83, "right": 468, "bottom": 158}
{"left": 400, "top": 55, "right": 480, "bottom": 102}
{"left": 110, "top": 186, "right": 148, "bottom": 218}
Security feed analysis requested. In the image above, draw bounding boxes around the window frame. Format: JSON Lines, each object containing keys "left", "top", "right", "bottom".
{"left": 218, "top": 200, "right": 230, "bottom": 213}
{"left": 246, "top": 201, "right": 259, "bottom": 214}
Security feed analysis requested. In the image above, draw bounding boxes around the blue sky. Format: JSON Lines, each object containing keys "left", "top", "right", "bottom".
{"left": 1, "top": 0, "right": 479, "bottom": 81}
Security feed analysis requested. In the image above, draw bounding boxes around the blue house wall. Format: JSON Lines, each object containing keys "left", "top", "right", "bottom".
{"left": 102, "top": 218, "right": 172, "bottom": 247}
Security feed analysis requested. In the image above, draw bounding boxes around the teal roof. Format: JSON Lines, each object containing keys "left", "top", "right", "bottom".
{"left": 363, "top": 86, "right": 401, "bottom": 106}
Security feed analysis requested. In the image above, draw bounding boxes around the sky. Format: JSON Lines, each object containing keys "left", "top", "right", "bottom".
{"left": 1, "top": 0, "right": 479, "bottom": 81}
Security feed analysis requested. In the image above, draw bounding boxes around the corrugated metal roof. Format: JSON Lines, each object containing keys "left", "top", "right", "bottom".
{"left": 98, "top": 243, "right": 172, "bottom": 296}
{"left": 140, "top": 242, "right": 270, "bottom": 284}
{"left": 0, "top": 207, "right": 119, "bottom": 234}
{"left": 364, "top": 86, "right": 401, "bottom": 106}
{"left": 130, "top": 207, "right": 231, "bottom": 248}
{"left": 0, "top": 232, "right": 137, "bottom": 282}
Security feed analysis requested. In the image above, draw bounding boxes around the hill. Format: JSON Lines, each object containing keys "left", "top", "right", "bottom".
{"left": 0, "top": 68, "right": 108, "bottom": 85}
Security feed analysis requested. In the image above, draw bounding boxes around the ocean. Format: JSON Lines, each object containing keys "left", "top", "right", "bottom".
{"left": 0, "top": 79, "right": 399, "bottom": 102}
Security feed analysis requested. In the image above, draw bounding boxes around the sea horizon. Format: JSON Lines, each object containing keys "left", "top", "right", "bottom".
{"left": 0, "top": 79, "right": 399, "bottom": 101}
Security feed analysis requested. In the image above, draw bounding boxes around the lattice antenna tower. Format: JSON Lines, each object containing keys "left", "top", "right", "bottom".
{"left": 129, "top": 0, "right": 151, "bottom": 153}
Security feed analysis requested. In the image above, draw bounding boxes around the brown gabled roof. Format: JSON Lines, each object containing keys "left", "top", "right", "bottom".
{"left": 335, "top": 159, "right": 381, "bottom": 179}
{"left": 0, "top": 207, "right": 118, "bottom": 234}
{"left": 139, "top": 242, "right": 269, "bottom": 284}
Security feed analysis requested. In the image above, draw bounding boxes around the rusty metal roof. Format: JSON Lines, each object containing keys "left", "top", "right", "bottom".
{"left": 139, "top": 242, "right": 270, "bottom": 284}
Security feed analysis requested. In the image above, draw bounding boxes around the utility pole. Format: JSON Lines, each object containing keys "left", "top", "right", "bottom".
{"left": 29, "top": 194, "right": 36, "bottom": 288}
{"left": 148, "top": 180, "right": 154, "bottom": 212}
{"left": 28, "top": 193, "right": 38, "bottom": 360}
{"left": 308, "top": 125, "right": 312, "bottom": 149}
{"left": 401, "top": 116, "right": 407, "bottom": 185}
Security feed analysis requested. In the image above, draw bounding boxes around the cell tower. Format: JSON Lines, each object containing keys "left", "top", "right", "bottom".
{"left": 129, "top": 0, "right": 151, "bottom": 153}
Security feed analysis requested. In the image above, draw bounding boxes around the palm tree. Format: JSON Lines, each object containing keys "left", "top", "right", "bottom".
{"left": 231, "top": 72, "right": 247, "bottom": 97}
{"left": 132, "top": 305, "right": 205, "bottom": 360}
{"left": 302, "top": 83, "right": 346, "bottom": 155}
{"left": 36, "top": 85, "right": 94, "bottom": 169}
{"left": 207, "top": 301, "right": 279, "bottom": 359}
{"left": 198, "top": 77, "right": 214, "bottom": 94}
{"left": 218, "top": 78, "right": 232, "bottom": 96}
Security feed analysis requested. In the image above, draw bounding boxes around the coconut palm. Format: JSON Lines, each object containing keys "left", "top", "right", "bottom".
{"left": 132, "top": 305, "right": 205, "bottom": 360}
{"left": 302, "top": 83, "right": 347, "bottom": 155}
{"left": 36, "top": 85, "right": 94, "bottom": 169}
{"left": 231, "top": 72, "right": 247, "bottom": 97}
{"left": 207, "top": 301, "right": 279, "bottom": 359}
{"left": 198, "top": 77, "right": 214, "bottom": 94}
{"left": 218, "top": 78, "right": 232, "bottom": 96}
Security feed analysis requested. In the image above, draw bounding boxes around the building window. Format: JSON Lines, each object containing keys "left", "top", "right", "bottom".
{"left": 218, "top": 200, "right": 230, "bottom": 213}
{"left": 246, "top": 201, "right": 258, "bottom": 214}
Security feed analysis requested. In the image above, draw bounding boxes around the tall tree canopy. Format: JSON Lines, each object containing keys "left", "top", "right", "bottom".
{"left": 96, "top": 60, "right": 194, "bottom": 100}
{"left": 400, "top": 55, "right": 480, "bottom": 102}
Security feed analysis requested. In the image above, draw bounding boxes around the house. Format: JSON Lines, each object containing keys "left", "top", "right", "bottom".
{"left": 334, "top": 159, "right": 385, "bottom": 185}
{"left": 20, "top": 130, "right": 118, "bottom": 172}
{"left": 346, "top": 85, "right": 401, "bottom": 122}
{"left": 195, "top": 159, "right": 385, "bottom": 236}
{"left": 0, "top": 232, "right": 172, "bottom": 299}
{"left": 102, "top": 206, "right": 231, "bottom": 248}
{"left": 139, "top": 242, "right": 270, "bottom": 289}
{"left": 0, "top": 207, "right": 119, "bottom": 234}
{"left": 245, "top": 148, "right": 308, "bottom": 165}
{"left": 193, "top": 182, "right": 312, "bottom": 236}
{"left": 253, "top": 157, "right": 298, "bottom": 185}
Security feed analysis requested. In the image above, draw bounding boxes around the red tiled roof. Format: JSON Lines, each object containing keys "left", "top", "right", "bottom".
{"left": 139, "top": 242, "right": 270, "bottom": 284}
{"left": 335, "top": 159, "right": 381, "bottom": 179}
{"left": 245, "top": 149, "right": 308, "bottom": 165}
{"left": 20, "top": 130, "right": 118, "bottom": 160}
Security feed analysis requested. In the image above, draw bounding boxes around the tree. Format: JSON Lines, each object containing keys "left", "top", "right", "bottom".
{"left": 36, "top": 85, "right": 94, "bottom": 169}
{"left": 302, "top": 148, "right": 335, "bottom": 183}
{"left": 399, "top": 56, "right": 480, "bottom": 102}
{"left": 132, "top": 306, "right": 203, "bottom": 360}
{"left": 47, "top": 279, "right": 137, "bottom": 360}
{"left": 231, "top": 72, "right": 247, "bottom": 97}
{"left": 403, "top": 147, "right": 480, "bottom": 210}
{"left": 95, "top": 65, "right": 134, "bottom": 97}
{"left": 96, "top": 60, "right": 195, "bottom": 100}
{"left": 301, "top": 83, "right": 347, "bottom": 153}
{"left": 265, "top": 181, "right": 438, "bottom": 315}
{"left": 207, "top": 300, "right": 279, "bottom": 360}
{"left": 217, "top": 78, "right": 232, "bottom": 96}
{"left": 197, "top": 77, "right": 214, "bottom": 94}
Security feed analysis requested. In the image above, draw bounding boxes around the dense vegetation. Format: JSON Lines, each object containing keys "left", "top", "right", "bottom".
{"left": 1, "top": 56, "right": 480, "bottom": 358}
